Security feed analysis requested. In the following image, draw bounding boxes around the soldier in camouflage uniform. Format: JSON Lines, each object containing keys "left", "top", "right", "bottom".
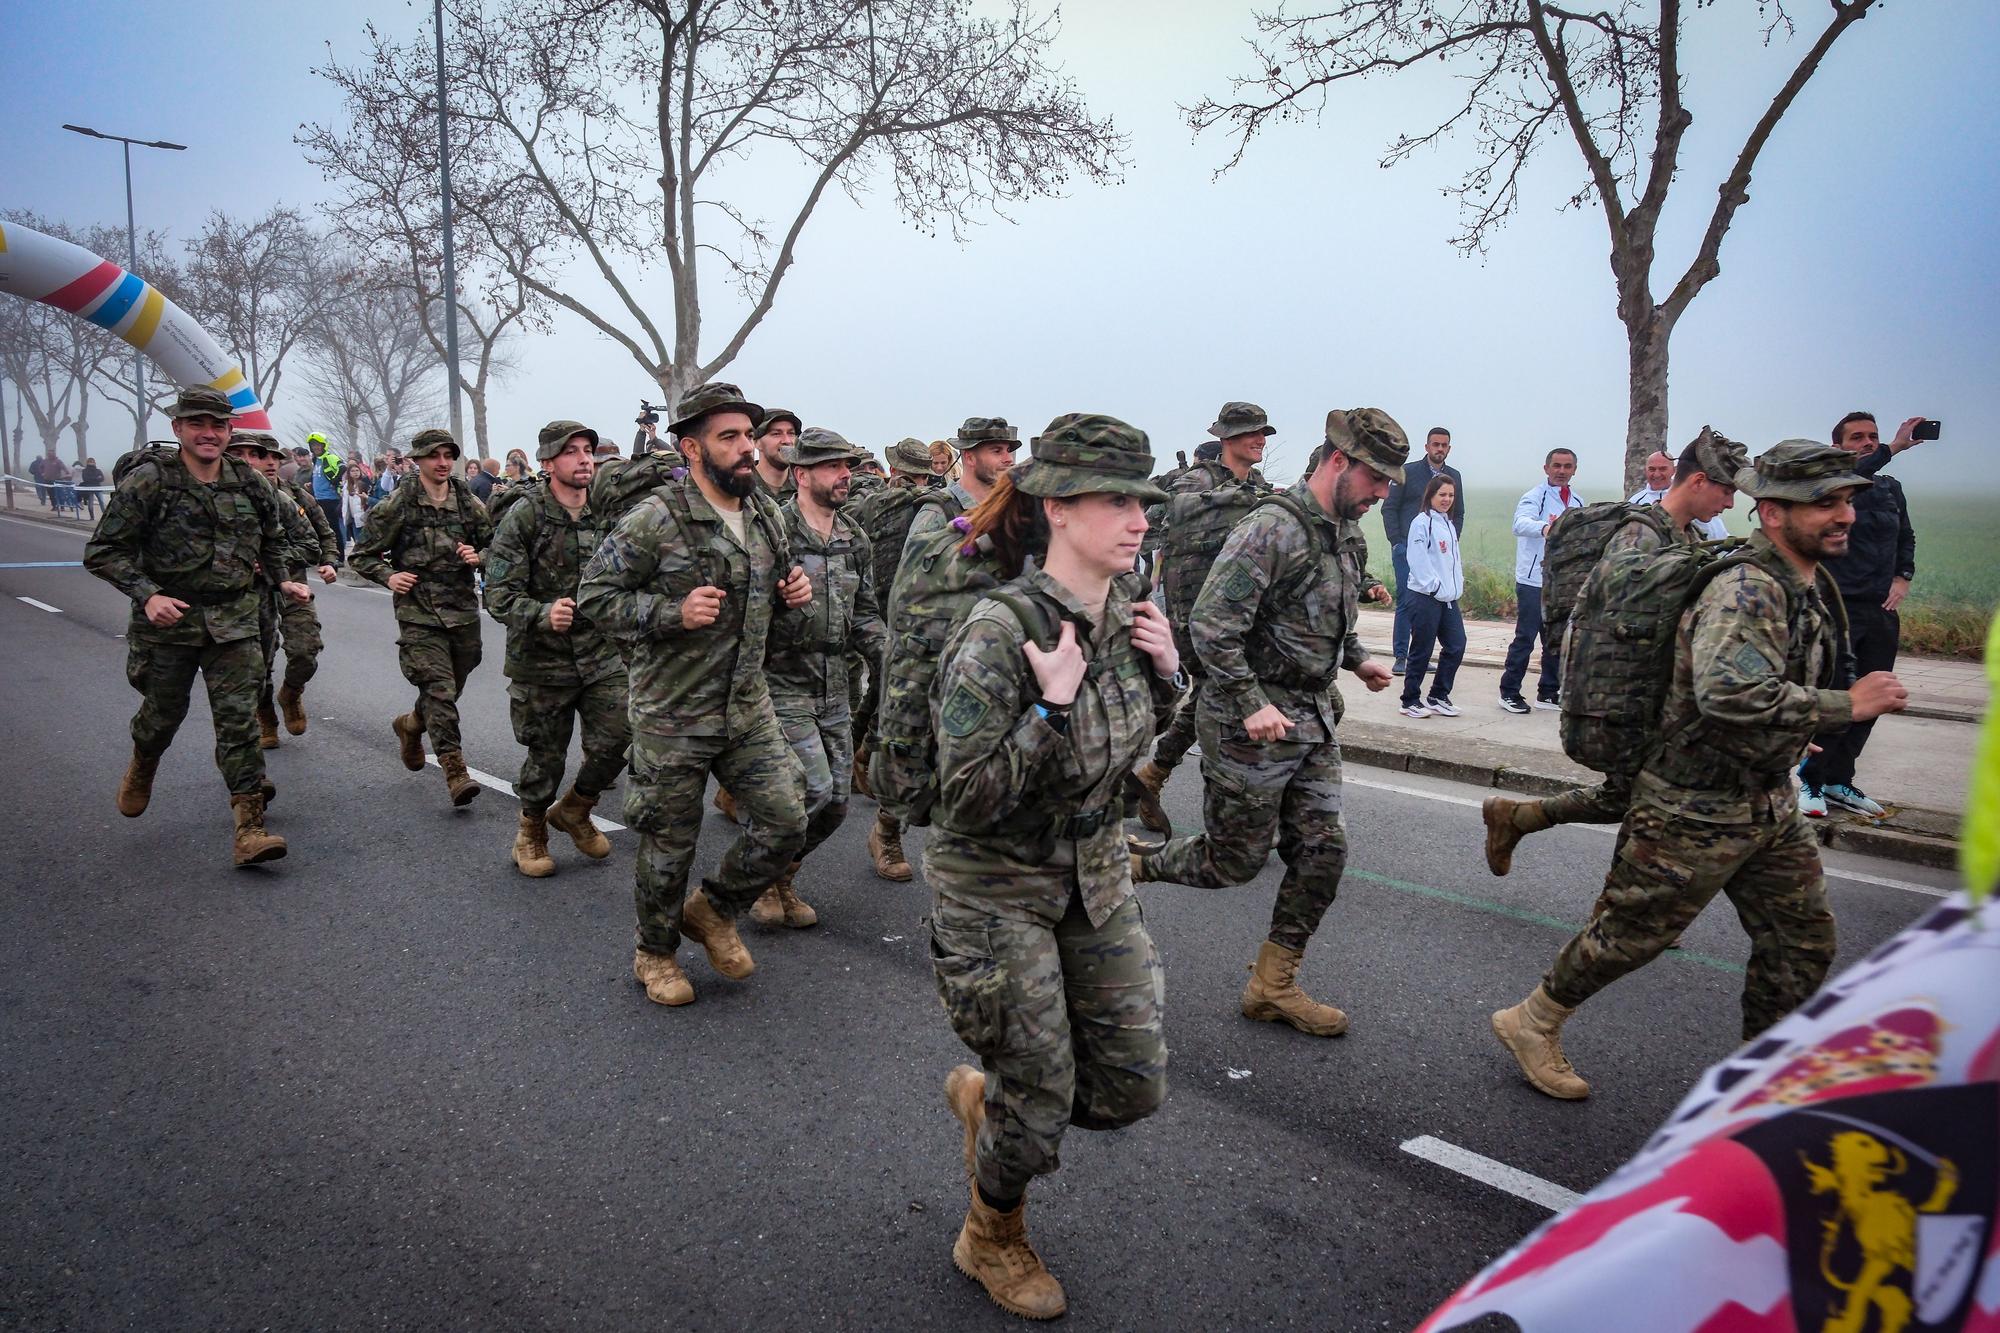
{"left": 1129, "top": 401, "right": 1277, "bottom": 833}
{"left": 751, "top": 428, "right": 888, "bottom": 927}
{"left": 252, "top": 435, "right": 342, "bottom": 738}
{"left": 483, "top": 420, "right": 631, "bottom": 878}
{"left": 1136, "top": 409, "right": 1408, "bottom": 1038}
{"left": 900, "top": 417, "right": 1020, "bottom": 561}
{"left": 577, "top": 382, "right": 815, "bottom": 1009}
{"left": 225, "top": 432, "right": 338, "bottom": 751}
{"left": 749, "top": 407, "right": 800, "bottom": 501}
{"left": 929, "top": 414, "right": 1183, "bottom": 1320}
{"left": 848, "top": 452, "right": 887, "bottom": 501}
{"left": 84, "top": 386, "right": 309, "bottom": 866}
{"left": 1492, "top": 441, "right": 1910, "bottom": 1100}
{"left": 349, "top": 427, "right": 494, "bottom": 806}
{"left": 1484, "top": 429, "right": 1749, "bottom": 875}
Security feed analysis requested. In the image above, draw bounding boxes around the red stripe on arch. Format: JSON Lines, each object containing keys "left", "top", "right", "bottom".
{"left": 42, "top": 261, "right": 123, "bottom": 313}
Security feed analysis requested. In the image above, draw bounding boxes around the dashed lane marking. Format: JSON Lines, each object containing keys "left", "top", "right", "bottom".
{"left": 1400, "top": 1135, "right": 1583, "bottom": 1213}
{"left": 16, "top": 596, "right": 62, "bottom": 613}
{"left": 424, "top": 755, "right": 624, "bottom": 832}
{"left": 0, "top": 561, "right": 84, "bottom": 568}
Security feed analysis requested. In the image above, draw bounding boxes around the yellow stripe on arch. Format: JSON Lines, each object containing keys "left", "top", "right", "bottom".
{"left": 211, "top": 367, "right": 247, "bottom": 393}
{"left": 123, "top": 286, "right": 165, "bottom": 349}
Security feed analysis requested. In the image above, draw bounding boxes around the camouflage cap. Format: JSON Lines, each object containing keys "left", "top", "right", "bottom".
{"left": 408, "top": 427, "right": 461, "bottom": 458}
{"left": 669, "top": 382, "right": 764, "bottom": 436}
{"left": 1011, "top": 413, "right": 1167, "bottom": 502}
{"left": 780, "top": 426, "right": 864, "bottom": 467}
{"left": 1208, "top": 401, "right": 1275, "bottom": 439}
{"left": 950, "top": 417, "right": 1020, "bottom": 450}
{"left": 227, "top": 430, "right": 284, "bottom": 457}
{"left": 1321, "top": 408, "right": 1410, "bottom": 482}
{"left": 1683, "top": 426, "right": 1750, "bottom": 490}
{"left": 167, "top": 385, "right": 239, "bottom": 420}
{"left": 536, "top": 419, "right": 600, "bottom": 461}
{"left": 1741, "top": 439, "right": 1875, "bottom": 503}
{"left": 886, "top": 436, "right": 934, "bottom": 475}
{"left": 754, "top": 407, "right": 803, "bottom": 439}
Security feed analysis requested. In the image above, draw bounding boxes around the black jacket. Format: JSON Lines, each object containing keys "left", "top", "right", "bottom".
{"left": 1382, "top": 459, "right": 1465, "bottom": 543}
{"left": 1825, "top": 445, "right": 1916, "bottom": 604}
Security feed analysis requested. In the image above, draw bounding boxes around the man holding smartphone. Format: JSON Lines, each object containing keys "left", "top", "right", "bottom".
{"left": 1798, "top": 411, "right": 1929, "bottom": 818}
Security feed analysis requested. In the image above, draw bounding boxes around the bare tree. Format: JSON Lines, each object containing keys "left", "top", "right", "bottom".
{"left": 175, "top": 206, "right": 342, "bottom": 415}
{"left": 308, "top": 0, "right": 1127, "bottom": 407}
{"left": 296, "top": 268, "right": 447, "bottom": 463}
{"left": 1189, "top": 0, "right": 1881, "bottom": 490}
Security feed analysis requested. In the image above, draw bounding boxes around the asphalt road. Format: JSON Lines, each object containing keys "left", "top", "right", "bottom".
{"left": 0, "top": 510, "right": 1955, "bottom": 1331}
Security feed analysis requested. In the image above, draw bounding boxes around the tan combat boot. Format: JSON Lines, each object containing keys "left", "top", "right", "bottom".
{"left": 869, "top": 811, "right": 913, "bottom": 882}
{"left": 712, "top": 786, "right": 740, "bottom": 823}
{"left": 1128, "top": 759, "right": 1173, "bottom": 834}
{"left": 944, "top": 1064, "right": 986, "bottom": 1188}
{"left": 547, "top": 788, "right": 612, "bottom": 859}
{"left": 438, "top": 751, "right": 481, "bottom": 806}
{"left": 633, "top": 947, "right": 694, "bottom": 1006}
{"left": 277, "top": 683, "right": 308, "bottom": 735}
{"left": 775, "top": 864, "right": 817, "bottom": 928}
{"left": 953, "top": 1190, "right": 1067, "bottom": 1321}
{"left": 852, "top": 750, "right": 873, "bottom": 800}
{"left": 1482, "top": 794, "right": 1551, "bottom": 877}
{"left": 750, "top": 881, "right": 786, "bottom": 928}
{"left": 256, "top": 701, "right": 281, "bottom": 750}
{"left": 681, "top": 886, "right": 754, "bottom": 978}
{"left": 230, "top": 793, "right": 287, "bottom": 866}
{"left": 391, "top": 712, "right": 426, "bottom": 771}
{"left": 117, "top": 749, "right": 160, "bottom": 818}
{"left": 1491, "top": 984, "right": 1591, "bottom": 1100}
{"left": 1241, "top": 940, "right": 1349, "bottom": 1037}
{"left": 512, "top": 810, "right": 556, "bottom": 878}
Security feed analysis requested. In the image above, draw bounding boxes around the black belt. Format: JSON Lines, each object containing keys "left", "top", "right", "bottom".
{"left": 1059, "top": 805, "right": 1116, "bottom": 839}
{"left": 161, "top": 586, "right": 250, "bottom": 608}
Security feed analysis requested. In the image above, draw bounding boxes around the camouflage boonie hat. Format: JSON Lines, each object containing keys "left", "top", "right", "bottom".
{"left": 1741, "top": 440, "right": 1875, "bottom": 503}
{"left": 1682, "top": 426, "right": 1750, "bottom": 491}
{"left": 950, "top": 417, "right": 1020, "bottom": 450}
{"left": 227, "top": 430, "right": 284, "bottom": 457}
{"left": 886, "top": 437, "right": 933, "bottom": 475}
{"left": 1208, "top": 401, "right": 1275, "bottom": 439}
{"left": 780, "top": 426, "right": 864, "bottom": 467}
{"left": 669, "top": 382, "right": 763, "bottom": 436}
{"left": 167, "top": 386, "right": 238, "bottom": 420}
{"left": 409, "top": 427, "right": 461, "bottom": 458}
{"left": 536, "top": 419, "right": 600, "bottom": 461}
{"left": 1321, "top": 408, "right": 1410, "bottom": 482}
{"left": 754, "top": 407, "right": 803, "bottom": 439}
{"left": 1011, "top": 413, "right": 1167, "bottom": 502}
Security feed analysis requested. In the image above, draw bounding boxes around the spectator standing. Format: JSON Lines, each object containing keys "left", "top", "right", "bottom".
{"left": 343, "top": 458, "right": 373, "bottom": 539}
{"left": 1630, "top": 449, "right": 1727, "bottom": 539}
{"left": 1799, "top": 411, "right": 1923, "bottom": 817}
{"left": 465, "top": 454, "right": 496, "bottom": 502}
{"left": 78, "top": 457, "right": 105, "bottom": 519}
{"left": 1498, "top": 448, "right": 1583, "bottom": 713}
{"left": 1399, "top": 475, "right": 1466, "bottom": 717}
{"left": 501, "top": 448, "right": 532, "bottom": 488}
{"left": 1380, "top": 427, "right": 1464, "bottom": 673}
{"left": 306, "top": 433, "right": 347, "bottom": 549}
{"left": 28, "top": 452, "right": 48, "bottom": 505}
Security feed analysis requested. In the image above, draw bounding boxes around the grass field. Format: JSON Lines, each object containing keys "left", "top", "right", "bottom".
{"left": 1366, "top": 486, "right": 1995, "bottom": 659}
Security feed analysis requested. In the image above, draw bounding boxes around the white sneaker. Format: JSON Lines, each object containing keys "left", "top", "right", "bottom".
{"left": 1425, "top": 697, "right": 1460, "bottom": 717}
{"left": 1399, "top": 702, "right": 1432, "bottom": 718}
{"left": 1532, "top": 695, "right": 1561, "bottom": 711}
{"left": 1799, "top": 782, "right": 1828, "bottom": 818}
{"left": 1825, "top": 784, "right": 1886, "bottom": 817}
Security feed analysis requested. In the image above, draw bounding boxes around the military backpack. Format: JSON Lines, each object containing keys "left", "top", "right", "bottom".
{"left": 588, "top": 451, "right": 686, "bottom": 524}
{"left": 1157, "top": 465, "right": 1272, "bottom": 654}
{"left": 1541, "top": 501, "right": 1674, "bottom": 655}
{"left": 850, "top": 482, "right": 930, "bottom": 598}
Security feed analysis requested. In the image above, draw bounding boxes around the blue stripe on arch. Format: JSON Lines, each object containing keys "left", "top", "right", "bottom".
{"left": 86, "top": 274, "right": 146, "bottom": 331}
{"left": 227, "top": 387, "right": 258, "bottom": 409}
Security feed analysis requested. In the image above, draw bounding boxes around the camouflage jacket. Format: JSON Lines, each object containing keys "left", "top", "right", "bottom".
{"left": 753, "top": 466, "right": 797, "bottom": 503}
{"left": 929, "top": 567, "right": 1184, "bottom": 928}
{"left": 901, "top": 479, "right": 975, "bottom": 561}
{"left": 284, "top": 476, "right": 341, "bottom": 564}
{"left": 84, "top": 451, "right": 291, "bottom": 646}
{"left": 265, "top": 475, "right": 324, "bottom": 581}
{"left": 349, "top": 474, "right": 493, "bottom": 628}
{"left": 576, "top": 479, "right": 793, "bottom": 739}
{"left": 482, "top": 479, "right": 624, "bottom": 686}
{"left": 1190, "top": 480, "right": 1368, "bottom": 742}
{"left": 1640, "top": 532, "right": 1852, "bottom": 820}
{"left": 767, "top": 503, "right": 886, "bottom": 716}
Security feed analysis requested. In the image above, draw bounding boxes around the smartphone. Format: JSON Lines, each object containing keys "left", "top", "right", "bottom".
{"left": 1913, "top": 419, "right": 1941, "bottom": 441}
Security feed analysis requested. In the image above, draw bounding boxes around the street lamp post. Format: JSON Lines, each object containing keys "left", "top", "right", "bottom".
{"left": 61, "top": 124, "right": 185, "bottom": 450}
{"left": 433, "top": 0, "right": 467, "bottom": 451}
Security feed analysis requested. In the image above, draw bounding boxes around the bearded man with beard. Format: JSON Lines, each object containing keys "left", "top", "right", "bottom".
{"left": 578, "top": 383, "right": 815, "bottom": 1010}
{"left": 1489, "top": 441, "right": 1910, "bottom": 1101}
{"left": 1136, "top": 410, "right": 1406, "bottom": 1039}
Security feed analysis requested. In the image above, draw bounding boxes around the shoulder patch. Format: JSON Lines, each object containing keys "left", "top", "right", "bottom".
{"left": 1218, "top": 561, "right": 1256, "bottom": 602}
{"left": 1730, "top": 639, "right": 1778, "bottom": 677}
{"left": 940, "top": 683, "right": 990, "bottom": 738}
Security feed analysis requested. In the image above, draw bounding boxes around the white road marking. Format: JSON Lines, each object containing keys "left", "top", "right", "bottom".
{"left": 425, "top": 755, "right": 624, "bottom": 831}
{"left": 1347, "top": 771, "right": 1952, "bottom": 898}
{"left": 16, "top": 596, "right": 62, "bottom": 613}
{"left": 0, "top": 513, "right": 88, "bottom": 535}
{"left": 1400, "top": 1135, "right": 1582, "bottom": 1213}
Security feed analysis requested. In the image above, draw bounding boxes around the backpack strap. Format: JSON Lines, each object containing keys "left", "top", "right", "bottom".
{"left": 1249, "top": 491, "right": 1326, "bottom": 593}
{"left": 986, "top": 589, "right": 1060, "bottom": 654}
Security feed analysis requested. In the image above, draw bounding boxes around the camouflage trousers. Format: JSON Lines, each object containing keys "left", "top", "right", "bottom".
{"left": 1544, "top": 796, "right": 1836, "bottom": 1040}
{"left": 1536, "top": 769, "right": 1635, "bottom": 828}
{"left": 850, "top": 671, "right": 879, "bottom": 775}
{"left": 397, "top": 622, "right": 483, "bottom": 755}
{"left": 930, "top": 891, "right": 1167, "bottom": 1201}
{"left": 626, "top": 719, "right": 807, "bottom": 955}
{"left": 775, "top": 697, "right": 853, "bottom": 863}
{"left": 126, "top": 631, "right": 266, "bottom": 796}
{"left": 1151, "top": 675, "right": 1203, "bottom": 771}
{"left": 277, "top": 592, "right": 323, "bottom": 691}
{"left": 509, "top": 674, "right": 631, "bottom": 813}
{"left": 1144, "top": 705, "right": 1348, "bottom": 953}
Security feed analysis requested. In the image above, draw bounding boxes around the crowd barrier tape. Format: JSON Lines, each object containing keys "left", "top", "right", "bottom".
{"left": 0, "top": 218, "right": 273, "bottom": 431}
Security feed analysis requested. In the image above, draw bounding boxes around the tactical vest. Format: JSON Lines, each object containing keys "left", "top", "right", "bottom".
{"left": 388, "top": 474, "right": 483, "bottom": 575}
{"left": 643, "top": 481, "right": 791, "bottom": 639}
{"left": 1542, "top": 502, "right": 1674, "bottom": 651}
{"left": 852, "top": 484, "right": 928, "bottom": 599}
{"left": 769, "top": 513, "right": 869, "bottom": 657}
{"left": 120, "top": 451, "right": 270, "bottom": 603}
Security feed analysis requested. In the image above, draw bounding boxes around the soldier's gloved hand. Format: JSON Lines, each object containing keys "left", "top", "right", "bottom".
{"left": 1352, "top": 660, "right": 1394, "bottom": 692}
{"left": 455, "top": 542, "right": 481, "bottom": 567}
{"left": 681, "top": 585, "right": 727, "bottom": 629}
{"left": 1129, "top": 600, "right": 1180, "bottom": 678}
{"left": 387, "top": 571, "right": 419, "bottom": 594}
{"left": 143, "top": 594, "right": 190, "bottom": 627}
{"left": 777, "top": 566, "right": 813, "bottom": 608}
{"left": 1241, "top": 703, "right": 1294, "bottom": 742}
{"left": 278, "top": 581, "right": 313, "bottom": 604}
{"left": 1024, "top": 620, "right": 1086, "bottom": 707}
{"left": 547, "top": 597, "right": 577, "bottom": 633}
{"left": 317, "top": 565, "right": 338, "bottom": 584}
